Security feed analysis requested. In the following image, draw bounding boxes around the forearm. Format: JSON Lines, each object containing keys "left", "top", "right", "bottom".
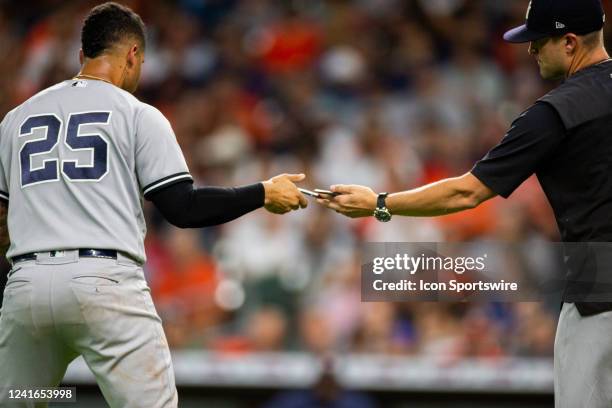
{"left": 0, "top": 201, "right": 9, "bottom": 257}
{"left": 387, "top": 173, "right": 495, "bottom": 217}
{"left": 149, "top": 181, "right": 265, "bottom": 228}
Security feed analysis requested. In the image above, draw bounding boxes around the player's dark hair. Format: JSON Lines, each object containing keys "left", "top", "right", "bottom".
{"left": 81, "top": 2, "right": 145, "bottom": 59}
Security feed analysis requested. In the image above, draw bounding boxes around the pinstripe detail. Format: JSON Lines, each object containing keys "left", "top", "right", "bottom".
{"left": 143, "top": 173, "right": 192, "bottom": 196}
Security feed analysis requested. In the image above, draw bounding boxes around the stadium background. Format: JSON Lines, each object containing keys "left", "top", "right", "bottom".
{"left": 1, "top": 0, "right": 612, "bottom": 406}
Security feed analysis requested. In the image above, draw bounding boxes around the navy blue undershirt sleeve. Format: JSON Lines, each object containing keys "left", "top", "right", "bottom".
{"left": 147, "top": 180, "right": 265, "bottom": 228}
{"left": 471, "top": 102, "right": 566, "bottom": 198}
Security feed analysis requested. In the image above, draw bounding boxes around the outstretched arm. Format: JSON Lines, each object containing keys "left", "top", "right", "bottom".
{"left": 318, "top": 172, "right": 496, "bottom": 218}
{"left": 319, "top": 102, "right": 569, "bottom": 219}
{"left": 387, "top": 173, "right": 496, "bottom": 216}
{"left": 0, "top": 201, "right": 8, "bottom": 257}
{"left": 149, "top": 174, "right": 308, "bottom": 228}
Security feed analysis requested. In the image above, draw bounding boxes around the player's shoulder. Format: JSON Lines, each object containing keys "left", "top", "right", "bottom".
{"left": 133, "top": 100, "right": 171, "bottom": 129}
{"left": 78, "top": 85, "right": 169, "bottom": 133}
{"left": 0, "top": 104, "right": 20, "bottom": 128}
{"left": 26, "top": 79, "right": 143, "bottom": 108}
{"left": 2, "top": 81, "right": 68, "bottom": 123}
{"left": 109, "top": 82, "right": 144, "bottom": 107}
{"left": 27, "top": 80, "right": 69, "bottom": 101}
{"left": 135, "top": 100, "right": 165, "bottom": 117}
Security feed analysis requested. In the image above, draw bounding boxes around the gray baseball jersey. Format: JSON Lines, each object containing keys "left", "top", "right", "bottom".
{"left": 0, "top": 79, "right": 192, "bottom": 263}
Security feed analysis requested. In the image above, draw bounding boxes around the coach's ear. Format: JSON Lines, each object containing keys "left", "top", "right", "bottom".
{"left": 564, "top": 33, "right": 579, "bottom": 56}
{"left": 79, "top": 49, "right": 84, "bottom": 65}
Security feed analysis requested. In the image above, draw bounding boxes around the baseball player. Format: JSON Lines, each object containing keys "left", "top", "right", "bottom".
{"left": 0, "top": 2, "right": 307, "bottom": 407}
{"left": 319, "top": 0, "right": 612, "bottom": 406}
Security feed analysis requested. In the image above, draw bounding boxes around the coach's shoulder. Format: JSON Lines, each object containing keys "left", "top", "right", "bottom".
{"left": 537, "top": 70, "right": 612, "bottom": 130}
{"left": 538, "top": 76, "right": 581, "bottom": 104}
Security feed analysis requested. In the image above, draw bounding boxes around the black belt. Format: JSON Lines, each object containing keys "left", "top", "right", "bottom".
{"left": 11, "top": 249, "right": 118, "bottom": 264}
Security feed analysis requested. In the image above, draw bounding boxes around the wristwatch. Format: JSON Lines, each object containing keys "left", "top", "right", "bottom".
{"left": 373, "top": 192, "right": 392, "bottom": 222}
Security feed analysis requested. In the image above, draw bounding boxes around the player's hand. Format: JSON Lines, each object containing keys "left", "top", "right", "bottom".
{"left": 317, "top": 184, "right": 377, "bottom": 218}
{"left": 263, "top": 173, "right": 308, "bottom": 214}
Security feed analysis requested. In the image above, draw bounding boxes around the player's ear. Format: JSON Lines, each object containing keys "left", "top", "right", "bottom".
{"left": 126, "top": 44, "right": 139, "bottom": 68}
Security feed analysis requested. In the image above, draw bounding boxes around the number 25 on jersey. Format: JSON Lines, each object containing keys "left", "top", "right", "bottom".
{"left": 19, "top": 112, "right": 111, "bottom": 187}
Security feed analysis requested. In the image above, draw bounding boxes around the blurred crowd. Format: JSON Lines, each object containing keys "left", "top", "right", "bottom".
{"left": 3, "top": 0, "right": 612, "bottom": 360}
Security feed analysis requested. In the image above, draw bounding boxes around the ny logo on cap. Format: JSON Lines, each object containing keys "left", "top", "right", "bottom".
{"left": 556, "top": 22, "right": 566, "bottom": 29}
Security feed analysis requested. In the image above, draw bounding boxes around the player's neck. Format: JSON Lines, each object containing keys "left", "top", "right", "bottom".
{"left": 77, "top": 56, "right": 125, "bottom": 88}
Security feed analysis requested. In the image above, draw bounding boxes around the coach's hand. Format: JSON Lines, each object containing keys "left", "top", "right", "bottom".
{"left": 263, "top": 174, "right": 308, "bottom": 214}
{"left": 317, "top": 184, "right": 377, "bottom": 218}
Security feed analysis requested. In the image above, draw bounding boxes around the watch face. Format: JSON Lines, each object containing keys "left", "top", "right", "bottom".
{"left": 374, "top": 208, "right": 392, "bottom": 222}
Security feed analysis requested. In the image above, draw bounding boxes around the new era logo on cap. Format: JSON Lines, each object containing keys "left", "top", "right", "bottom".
{"left": 504, "top": 0, "right": 605, "bottom": 43}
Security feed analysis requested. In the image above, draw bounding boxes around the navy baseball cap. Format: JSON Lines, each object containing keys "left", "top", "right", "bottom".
{"left": 504, "top": 0, "right": 606, "bottom": 43}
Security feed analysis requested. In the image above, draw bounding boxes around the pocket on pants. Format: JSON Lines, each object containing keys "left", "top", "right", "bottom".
{"left": 1, "top": 279, "right": 32, "bottom": 321}
{"left": 71, "top": 275, "right": 119, "bottom": 286}
{"left": 4, "top": 279, "right": 30, "bottom": 290}
{"left": 6, "top": 265, "right": 22, "bottom": 279}
{"left": 69, "top": 276, "right": 122, "bottom": 325}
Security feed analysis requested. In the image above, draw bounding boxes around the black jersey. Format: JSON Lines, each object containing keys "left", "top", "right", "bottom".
{"left": 472, "top": 59, "right": 612, "bottom": 315}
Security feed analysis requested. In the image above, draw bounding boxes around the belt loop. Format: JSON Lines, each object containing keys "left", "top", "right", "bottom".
{"left": 116, "top": 252, "right": 138, "bottom": 266}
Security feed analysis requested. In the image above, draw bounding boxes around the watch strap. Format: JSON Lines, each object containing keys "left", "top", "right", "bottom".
{"left": 377, "top": 192, "right": 389, "bottom": 209}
